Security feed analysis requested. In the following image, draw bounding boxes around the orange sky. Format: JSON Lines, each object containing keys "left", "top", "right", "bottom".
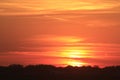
{"left": 0, "top": 0, "right": 120, "bottom": 67}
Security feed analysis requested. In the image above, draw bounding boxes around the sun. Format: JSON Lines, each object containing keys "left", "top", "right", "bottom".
{"left": 64, "top": 51, "right": 86, "bottom": 67}
{"left": 68, "top": 51, "right": 82, "bottom": 58}
{"left": 67, "top": 61, "right": 82, "bottom": 67}
{"left": 61, "top": 47, "right": 88, "bottom": 67}
{"left": 64, "top": 49, "right": 86, "bottom": 59}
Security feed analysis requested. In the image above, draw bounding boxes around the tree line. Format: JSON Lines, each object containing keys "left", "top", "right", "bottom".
{"left": 0, "top": 64, "right": 120, "bottom": 80}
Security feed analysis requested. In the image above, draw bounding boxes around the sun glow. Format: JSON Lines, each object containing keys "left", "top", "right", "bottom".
{"left": 66, "top": 60, "right": 86, "bottom": 67}
{"left": 61, "top": 48, "right": 88, "bottom": 66}
{"left": 62, "top": 49, "right": 87, "bottom": 59}
{"left": 68, "top": 61, "right": 81, "bottom": 67}
{"left": 68, "top": 50, "right": 84, "bottom": 58}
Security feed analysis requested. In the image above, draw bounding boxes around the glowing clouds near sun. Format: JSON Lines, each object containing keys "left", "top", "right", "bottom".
{"left": 22, "top": 35, "right": 89, "bottom": 66}
{"left": 0, "top": 0, "right": 120, "bottom": 67}
{"left": 26, "top": 35, "right": 84, "bottom": 45}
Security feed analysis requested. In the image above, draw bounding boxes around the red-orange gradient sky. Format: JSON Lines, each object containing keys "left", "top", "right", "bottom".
{"left": 0, "top": 0, "right": 120, "bottom": 67}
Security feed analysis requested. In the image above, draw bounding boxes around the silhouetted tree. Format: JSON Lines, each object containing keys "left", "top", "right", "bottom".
{"left": 0, "top": 64, "right": 120, "bottom": 80}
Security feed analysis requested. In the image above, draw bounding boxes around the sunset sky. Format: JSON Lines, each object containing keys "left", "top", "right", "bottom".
{"left": 0, "top": 0, "right": 120, "bottom": 67}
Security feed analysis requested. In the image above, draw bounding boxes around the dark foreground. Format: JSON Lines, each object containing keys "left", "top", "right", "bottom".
{"left": 0, "top": 64, "right": 120, "bottom": 80}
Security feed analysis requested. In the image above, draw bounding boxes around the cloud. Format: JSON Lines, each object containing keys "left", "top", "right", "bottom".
{"left": 0, "top": 0, "right": 120, "bottom": 67}
{"left": 73, "top": 56, "right": 120, "bottom": 66}
{"left": 0, "top": 0, "right": 120, "bottom": 15}
{"left": 0, "top": 13, "right": 120, "bottom": 53}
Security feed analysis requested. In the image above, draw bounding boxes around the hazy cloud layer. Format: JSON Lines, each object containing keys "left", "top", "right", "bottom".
{"left": 0, "top": 0, "right": 120, "bottom": 15}
{"left": 0, "top": 0, "right": 120, "bottom": 66}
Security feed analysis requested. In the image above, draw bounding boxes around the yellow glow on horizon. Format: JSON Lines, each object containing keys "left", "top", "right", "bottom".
{"left": 60, "top": 47, "right": 89, "bottom": 66}
{"left": 66, "top": 60, "right": 86, "bottom": 67}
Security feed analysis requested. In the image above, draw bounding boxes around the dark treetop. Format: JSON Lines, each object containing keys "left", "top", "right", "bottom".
{"left": 0, "top": 64, "right": 120, "bottom": 80}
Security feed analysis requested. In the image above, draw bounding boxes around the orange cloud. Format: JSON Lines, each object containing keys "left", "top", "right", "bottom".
{"left": 0, "top": 0, "right": 119, "bottom": 15}
{"left": 28, "top": 35, "right": 84, "bottom": 43}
